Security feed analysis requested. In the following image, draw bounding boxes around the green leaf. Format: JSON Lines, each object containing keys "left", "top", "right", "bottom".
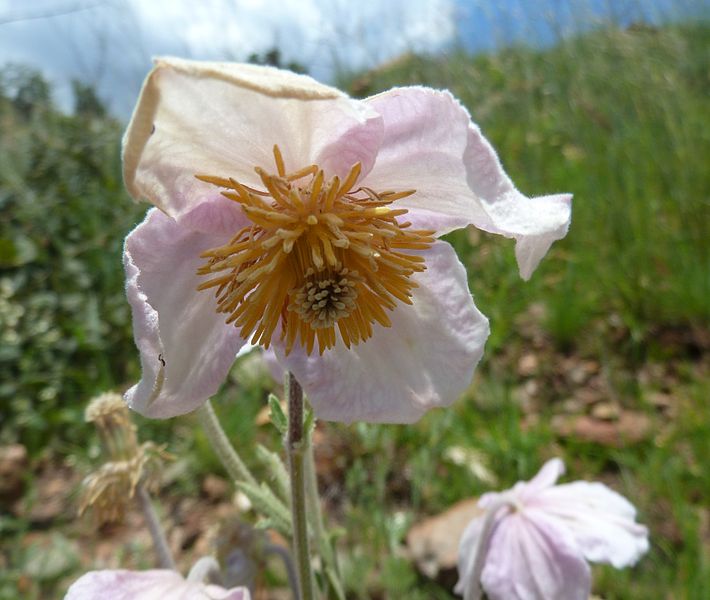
{"left": 268, "top": 393, "right": 287, "bottom": 435}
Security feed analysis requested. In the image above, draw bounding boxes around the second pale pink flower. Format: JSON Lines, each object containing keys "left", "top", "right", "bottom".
{"left": 456, "top": 458, "right": 650, "bottom": 600}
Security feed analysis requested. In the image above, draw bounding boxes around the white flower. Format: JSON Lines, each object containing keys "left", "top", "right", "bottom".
{"left": 64, "top": 568, "right": 249, "bottom": 600}
{"left": 456, "top": 458, "right": 649, "bottom": 600}
{"left": 122, "top": 57, "right": 571, "bottom": 423}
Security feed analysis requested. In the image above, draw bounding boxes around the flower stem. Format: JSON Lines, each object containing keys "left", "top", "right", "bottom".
{"left": 286, "top": 372, "right": 316, "bottom": 600}
{"left": 198, "top": 397, "right": 292, "bottom": 538}
{"left": 265, "top": 543, "right": 301, "bottom": 600}
{"left": 136, "top": 481, "right": 176, "bottom": 570}
{"left": 464, "top": 499, "right": 513, "bottom": 600}
{"left": 305, "top": 427, "right": 345, "bottom": 600}
{"left": 197, "top": 399, "right": 258, "bottom": 488}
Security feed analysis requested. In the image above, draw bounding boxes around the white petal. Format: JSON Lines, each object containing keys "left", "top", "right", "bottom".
{"left": 309, "top": 98, "right": 383, "bottom": 180}
{"left": 362, "top": 87, "right": 571, "bottom": 278}
{"left": 177, "top": 194, "right": 251, "bottom": 236}
{"left": 64, "top": 569, "right": 249, "bottom": 600}
{"left": 479, "top": 459, "right": 565, "bottom": 511}
{"left": 517, "top": 458, "right": 566, "bottom": 501}
{"left": 124, "top": 208, "right": 245, "bottom": 418}
{"left": 463, "top": 123, "right": 572, "bottom": 279}
{"left": 455, "top": 513, "right": 486, "bottom": 595}
{"left": 363, "top": 87, "right": 493, "bottom": 234}
{"left": 482, "top": 511, "right": 591, "bottom": 600}
{"left": 123, "top": 57, "right": 380, "bottom": 219}
{"left": 274, "top": 241, "right": 489, "bottom": 423}
{"left": 535, "top": 481, "right": 650, "bottom": 568}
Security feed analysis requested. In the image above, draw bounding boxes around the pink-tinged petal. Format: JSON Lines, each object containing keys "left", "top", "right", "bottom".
{"left": 363, "top": 87, "right": 494, "bottom": 234}
{"left": 310, "top": 101, "right": 383, "bottom": 180}
{"left": 123, "top": 57, "right": 379, "bottom": 220}
{"left": 124, "top": 208, "right": 245, "bottom": 418}
{"left": 478, "top": 490, "right": 506, "bottom": 510}
{"left": 516, "top": 458, "right": 565, "bottom": 501}
{"left": 454, "top": 513, "right": 486, "bottom": 595}
{"left": 261, "top": 347, "right": 285, "bottom": 384}
{"left": 274, "top": 241, "right": 490, "bottom": 423}
{"left": 362, "top": 87, "right": 571, "bottom": 278}
{"left": 463, "top": 123, "right": 572, "bottom": 280}
{"left": 482, "top": 511, "right": 591, "bottom": 600}
{"left": 479, "top": 459, "right": 565, "bottom": 511}
{"left": 535, "top": 481, "right": 650, "bottom": 568}
{"left": 177, "top": 195, "right": 250, "bottom": 237}
{"left": 64, "top": 569, "right": 249, "bottom": 600}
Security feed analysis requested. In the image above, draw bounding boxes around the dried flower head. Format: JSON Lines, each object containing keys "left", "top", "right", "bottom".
{"left": 85, "top": 392, "right": 138, "bottom": 461}
{"left": 80, "top": 393, "right": 171, "bottom": 524}
{"left": 78, "top": 442, "right": 170, "bottom": 525}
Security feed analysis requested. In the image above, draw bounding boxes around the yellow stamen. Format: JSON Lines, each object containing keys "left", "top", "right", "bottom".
{"left": 195, "top": 145, "right": 434, "bottom": 355}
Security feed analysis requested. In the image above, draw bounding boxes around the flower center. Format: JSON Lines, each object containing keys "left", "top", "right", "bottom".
{"left": 196, "top": 145, "right": 434, "bottom": 355}
{"left": 289, "top": 267, "right": 362, "bottom": 329}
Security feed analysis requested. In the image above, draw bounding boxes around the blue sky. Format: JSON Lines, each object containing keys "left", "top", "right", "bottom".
{"left": 0, "top": 0, "right": 704, "bottom": 116}
{"left": 453, "top": 0, "right": 705, "bottom": 52}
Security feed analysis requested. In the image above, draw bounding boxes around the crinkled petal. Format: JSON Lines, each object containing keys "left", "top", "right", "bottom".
{"left": 535, "top": 481, "right": 650, "bottom": 568}
{"left": 124, "top": 208, "right": 245, "bottom": 418}
{"left": 517, "top": 458, "right": 565, "bottom": 501}
{"left": 64, "top": 569, "right": 249, "bottom": 600}
{"left": 455, "top": 513, "right": 486, "bottom": 595}
{"left": 482, "top": 511, "right": 591, "bottom": 600}
{"left": 274, "top": 241, "right": 489, "bottom": 423}
{"left": 363, "top": 87, "right": 494, "bottom": 234}
{"left": 463, "top": 123, "right": 571, "bottom": 279}
{"left": 123, "top": 57, "right": 381, "bottom": 219}
{"left": 176, "top": 194, "right": 251, "bottom": 237}
{"left": 480, "top": 459, "right": 566, "bottom": 510}
{"left": 362, "top": 87, "right": 571, "bottom": 278}
{"left": 310, "top": 98, "right": 383, "bottom": 180}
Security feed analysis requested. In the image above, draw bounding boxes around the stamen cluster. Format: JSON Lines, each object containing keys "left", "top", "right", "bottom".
{"left": 197, "top": 146, "right": 434, "bottom": 354}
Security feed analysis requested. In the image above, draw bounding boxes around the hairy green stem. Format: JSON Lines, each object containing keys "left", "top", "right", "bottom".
{"left": 287, "top": 372, "right": 316, "bottom": 600}
{"left": 197, "top": 399, "right": 257, "bottom": 488}
{"left": 305, "top": 429, "right": 345, "bottom": 599}
{"left": 136, "top": 482, "right": 176, "bottom": 570}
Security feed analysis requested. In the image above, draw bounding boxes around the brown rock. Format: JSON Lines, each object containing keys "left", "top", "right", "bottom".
{"left": 590, "top": 402, "right": 621, "bottom": 421}
{"left": 552, "top": 411, "right": 653, "bottom": 447}
{"left": 517, "top": 353, "right": 539, "bottom": 377}
{"left": 406, "top": 499, "right": 485, "bottom": 579}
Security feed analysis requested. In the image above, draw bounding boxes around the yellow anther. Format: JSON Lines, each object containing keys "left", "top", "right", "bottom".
{"left": 194, "top": 144, "right": 432, "bottom": 354}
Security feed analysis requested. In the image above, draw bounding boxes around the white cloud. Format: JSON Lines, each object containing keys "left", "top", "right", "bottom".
{"left": 0, "top": 0, "right": 456, "bottom": 116}
{"left": 129, "top": 0, "right": 455, "bottom": 76}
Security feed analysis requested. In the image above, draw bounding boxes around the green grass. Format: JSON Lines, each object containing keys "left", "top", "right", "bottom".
{"left": 1, "top": 20, "right": 709, "bottom": 600}
{"left": 344, "top": 22, "right": 710, "bottom": 356}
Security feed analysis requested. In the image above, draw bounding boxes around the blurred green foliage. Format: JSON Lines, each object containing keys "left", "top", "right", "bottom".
{"left": 0, "top": 65, "right": 144, "bottom": 452}
{"left": 344, "top": 22, "right": 710, "bottom": 357}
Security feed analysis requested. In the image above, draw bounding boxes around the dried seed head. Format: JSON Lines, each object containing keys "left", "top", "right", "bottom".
{"left": 78, "top": 442, "right": 171, "bottom": 525}
{"left": 85, "top": 392, "right": 138, "bottom": 461}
